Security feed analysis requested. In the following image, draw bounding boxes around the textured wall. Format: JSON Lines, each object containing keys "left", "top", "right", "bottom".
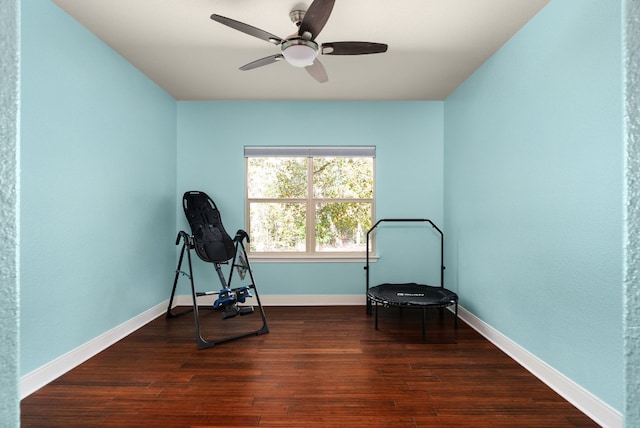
{"left": 0, "top": 0, "right": 20, "bottom": 425}
{"left": 20, "top": 0, "right": 177, "bottom": 376}
{"left": 625, "top": 0, "right": 640, "bottom": 426}
{"left": 444, "top": 0, "right": 623, "bottom": 411}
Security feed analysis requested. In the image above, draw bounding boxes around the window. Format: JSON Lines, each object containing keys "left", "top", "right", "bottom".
{"left": 245, "top": 146, "right": 375, "bottom": 258}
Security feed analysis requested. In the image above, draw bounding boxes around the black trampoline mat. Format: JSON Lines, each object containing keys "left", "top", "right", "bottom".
{"left": 367, "top": 283, "right": 458, "bottom": 307}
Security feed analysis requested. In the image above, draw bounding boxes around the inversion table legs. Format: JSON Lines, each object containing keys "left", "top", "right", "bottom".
{"left": 166, "top": 231, "right": 269, "bottom": 349}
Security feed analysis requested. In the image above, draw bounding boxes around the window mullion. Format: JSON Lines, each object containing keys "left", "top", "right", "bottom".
{"left": 306, "top": 157, "right": 315, "bottom": 254}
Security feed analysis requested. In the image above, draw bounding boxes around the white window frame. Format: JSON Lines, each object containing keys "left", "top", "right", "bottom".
{"left": 244, "top": 146, "right": 376, "bottom": 262}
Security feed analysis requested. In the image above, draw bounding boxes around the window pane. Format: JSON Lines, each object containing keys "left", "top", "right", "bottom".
{"left": 249, "top": 202, "right": 306, "bottom": 252}
{"left": 313, "top": 157, "right": 373, "bottom": 199}
{"left": 247, "top": 157, "right": 307, "bottom": 198}
{"left": 315, "top": 202, "right": 372, "bottom": 252}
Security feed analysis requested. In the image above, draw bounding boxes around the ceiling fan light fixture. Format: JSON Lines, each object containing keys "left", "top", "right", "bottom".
{"left": 281, "top": 39, "right": 318, "bottom": 67}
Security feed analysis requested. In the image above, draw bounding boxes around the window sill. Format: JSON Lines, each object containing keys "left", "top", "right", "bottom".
{"left": 248, "top": 254, "right": 379, "bottom": 263}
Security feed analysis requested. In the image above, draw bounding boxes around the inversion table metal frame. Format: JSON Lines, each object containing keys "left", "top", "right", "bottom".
{"left": 166, "top": 228, "right": 269, "bottom": 349}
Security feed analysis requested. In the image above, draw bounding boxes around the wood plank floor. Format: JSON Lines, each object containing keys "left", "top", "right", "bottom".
{"left": 21, "top": 305, "right": 598, "bottom": 427}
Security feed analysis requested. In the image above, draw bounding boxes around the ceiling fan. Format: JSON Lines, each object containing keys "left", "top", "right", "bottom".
{"left": 210, "top": 0, "right": 388, "bottom": 83}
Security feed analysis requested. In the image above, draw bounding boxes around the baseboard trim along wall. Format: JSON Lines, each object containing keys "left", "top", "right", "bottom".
{"left": 20, "top": 296, "right": 623, "bottom": 428}
{"left": 19, "top": 301, "right": 168, "bottom": 399}
{"left": 227, "top": 294, "right": 368, "bottom": 306}
{"left": 456, "top": 306, "right": 622, "bottom": 428}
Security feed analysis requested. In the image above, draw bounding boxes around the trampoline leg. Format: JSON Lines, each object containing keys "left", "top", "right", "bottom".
{"left": 374, "top": 302, "right": 379, "bottom": 330}
{"left": 454, "top": 302, "right": 459, "bottom": 329}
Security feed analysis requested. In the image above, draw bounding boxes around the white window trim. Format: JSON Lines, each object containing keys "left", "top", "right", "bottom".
{"left": 244, "top": 146, "right": 376, "bottom": 260}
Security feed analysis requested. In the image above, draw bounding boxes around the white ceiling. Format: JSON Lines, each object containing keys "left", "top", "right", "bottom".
{"left": 52, "top": 0, "right": 550, "bottom": 101}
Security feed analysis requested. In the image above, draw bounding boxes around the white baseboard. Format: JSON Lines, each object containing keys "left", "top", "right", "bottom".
{"left": 20, "top": 301, "right": 168, "bottom": 399}
{"left": 20, "top": 295, "right": 364, "bottom": 399}
{"left": 173, "top": 293, "right": 367, "bottom": 307}
{"left": 19, "top": 297, "right": 624, "bottom": 428}
{"left": 456, "top": 306, "right": 623, "bottom": 428}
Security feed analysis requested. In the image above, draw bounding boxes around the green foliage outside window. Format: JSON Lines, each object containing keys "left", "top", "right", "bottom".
{"left": 247, "top": 156, "right": 374, "bottom": 254}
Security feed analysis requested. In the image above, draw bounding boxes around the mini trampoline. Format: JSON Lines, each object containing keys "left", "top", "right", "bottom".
{"left": 365, "top": 219, "right": 458, "bottom": 337}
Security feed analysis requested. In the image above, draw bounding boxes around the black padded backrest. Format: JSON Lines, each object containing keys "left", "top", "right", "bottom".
{"left": 182, "top": 191, "right": 236, "bottom": 263}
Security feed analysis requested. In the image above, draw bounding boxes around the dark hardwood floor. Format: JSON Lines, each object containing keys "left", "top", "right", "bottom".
{"left": 21, "top": 305, "right": 598, "bottom": 427}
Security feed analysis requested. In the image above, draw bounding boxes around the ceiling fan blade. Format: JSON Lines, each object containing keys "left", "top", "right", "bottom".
{"left": 211, "top": 14, "right": 283, "bottom": 45}
{"left": 305, "top": 59, "right": 328, "bottom": 83}
{"left": 298, "top": 0, "right": 335, "bottom": 40}
{"left": 321, "top": 42, "right": 388, "bottom": 55}
{"left": 239, "top": 54, "right": 284, "bottom": 71}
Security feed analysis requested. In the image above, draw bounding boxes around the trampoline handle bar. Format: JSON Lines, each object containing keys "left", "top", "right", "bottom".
{"left": 368, "top": 218, "right": 442, "bottom": 236}
{"left": 365, "top": 218, "right": 445, "bottom": 291}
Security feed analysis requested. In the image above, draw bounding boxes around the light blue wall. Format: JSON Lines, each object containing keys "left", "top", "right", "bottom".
{"left": 444, "top": 0, "right": 623, "bottom": 412}
{"left": 17, "top": 0, "right": 631, "bottom": 422}
{"left": 176, "top": 101, "right": 444, "bottom": 295}
{"left": 20, "top": 0, "right": 177, "bottom": 375}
